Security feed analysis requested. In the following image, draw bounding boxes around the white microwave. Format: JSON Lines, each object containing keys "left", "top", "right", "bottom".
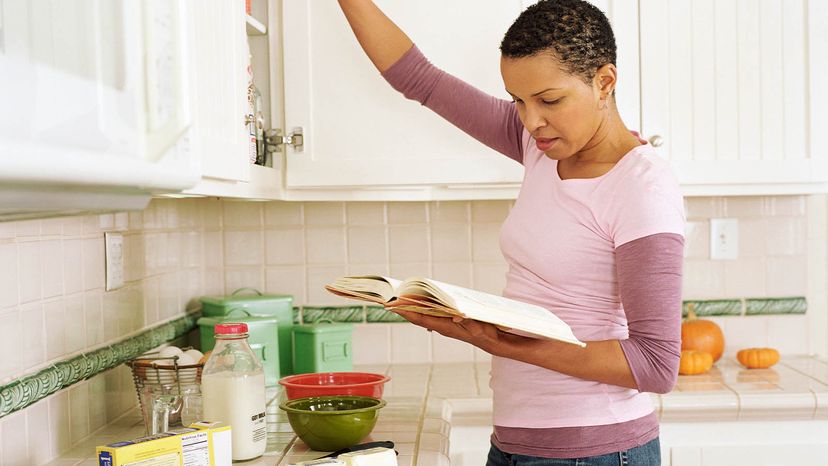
{"left": 0, "top": 0, "right": 198, "bottom": 221}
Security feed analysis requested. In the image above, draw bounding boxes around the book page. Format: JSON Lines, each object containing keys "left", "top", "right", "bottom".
{"left": 388, "top": 295, "right": 461, "bottom": 317}
{"left": 420, "top": 279, "right": 584, "bottom": 346}
{"left": 324, "top": 275, "right": 402, "bottom": 304}
{"left": 396, "top": 278, "right": 458, "bottom": 310}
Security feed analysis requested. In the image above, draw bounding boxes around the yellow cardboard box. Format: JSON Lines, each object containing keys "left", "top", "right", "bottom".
{"left": 96, "top": 422, "right": 232, "bottom": 466}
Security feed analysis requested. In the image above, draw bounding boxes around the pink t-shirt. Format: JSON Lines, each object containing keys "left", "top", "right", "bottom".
{"left": 493, "top": 132, "right": 685, "bottom": 428}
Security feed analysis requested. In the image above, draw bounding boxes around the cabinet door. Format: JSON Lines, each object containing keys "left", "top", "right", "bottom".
{"left": 187, "top": 0, "right": 250, "bottom": 183}
{"left": 640, "top": 0, "right": 828, "bottom": 193}
{"left": 282, "top": 0, "right": 523, "bottom": 189}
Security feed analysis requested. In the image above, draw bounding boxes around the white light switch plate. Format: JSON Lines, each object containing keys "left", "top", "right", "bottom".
{"left": 105, "top": 232, "right": 124, "bottom": 291}
{"left": 710, "top": 218, "right": 739, "bottom": 260}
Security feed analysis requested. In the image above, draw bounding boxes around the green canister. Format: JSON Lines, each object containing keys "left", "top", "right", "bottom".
{"left": 292, "top": 321, "right": 354, "bottom": 374}
{"left": 199, "top": 289, "right": 294, "bottom": 376}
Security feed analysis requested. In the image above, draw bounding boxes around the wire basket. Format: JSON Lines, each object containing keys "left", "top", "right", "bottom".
{"left": 126, "top": 353, "right": 204, "bottom": 434}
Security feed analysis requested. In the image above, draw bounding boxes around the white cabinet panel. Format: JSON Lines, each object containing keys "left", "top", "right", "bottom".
{"left": 810, "top": 0, "right": 828, "bottom": 169}
{"left": 282, "top": 0, "right": 524, "bottom": 189}
{"left": 0, "top": 0, "right": 196, "bottom": 219}
{"left": 187, "top": 0, "right": 250, "bottom": 183}
{"left": 640, "top": 0, "right": 828, "bottom": 192}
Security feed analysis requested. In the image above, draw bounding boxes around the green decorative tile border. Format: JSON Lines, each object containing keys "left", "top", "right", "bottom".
{"left": 682, "top": 300, "right": 742, "bottom": 317}
{"left": 0, "top": 313, "right": 199, "bottom": 419}
{"left": 300, "top": 306, "right": 365, "bottom": 323}
{"left": 365, "top": 306, "right": 407, "bottom": 323}
{"left": 745, "top": 297, "right": 807, "bottom": 315}
{"left": 301, "top": 296, "right": 807, "bottom": 323}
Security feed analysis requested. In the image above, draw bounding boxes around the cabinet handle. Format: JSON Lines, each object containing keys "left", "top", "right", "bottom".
{"left": 648, "top": 135, "right": 664, "bottom": 147}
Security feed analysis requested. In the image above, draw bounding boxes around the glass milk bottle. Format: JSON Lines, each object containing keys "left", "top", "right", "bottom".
{"left": 202, "top": 323, "right": 267, "bottom": 461}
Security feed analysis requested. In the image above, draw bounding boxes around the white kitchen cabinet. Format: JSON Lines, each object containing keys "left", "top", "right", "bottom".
{"left": 276, "top": 0, "right": 639, "bottom": 200}
{"left": 0, "top": 0, "right": 197, "bottom": 220}
{"left": 281, "top": 0, "right": 524, "bottom": 191}
{"left": 640, "top": 0, "right": 828, "bottom": 196}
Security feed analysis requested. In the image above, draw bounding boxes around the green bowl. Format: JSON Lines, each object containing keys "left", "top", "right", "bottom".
{"left": 279, "top": 395, "right": 387, "bottom": 451}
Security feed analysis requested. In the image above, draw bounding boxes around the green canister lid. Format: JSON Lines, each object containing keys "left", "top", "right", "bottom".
{"left": 200, "top": 287, "right": 292, "bottom": 308}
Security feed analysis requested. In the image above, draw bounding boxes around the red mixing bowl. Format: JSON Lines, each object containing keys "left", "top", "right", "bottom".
{"left": 278, "top": 372, "right": 391, "bottom": 400}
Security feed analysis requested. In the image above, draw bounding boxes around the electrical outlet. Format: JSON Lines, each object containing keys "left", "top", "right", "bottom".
{"left": 105, "top": 232, "right": 124, "bottom": 291}
{"left": 710, "top": 218, "right": 738, "bottom": 260}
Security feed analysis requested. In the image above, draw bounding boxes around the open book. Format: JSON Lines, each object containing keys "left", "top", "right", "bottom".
{"left": 325, "top": 275, "right": 585, "bottom": 347}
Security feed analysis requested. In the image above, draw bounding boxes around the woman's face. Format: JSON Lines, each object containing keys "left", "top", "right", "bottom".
{"left": 500, "top": 53, "right": 605, "bottom": 160}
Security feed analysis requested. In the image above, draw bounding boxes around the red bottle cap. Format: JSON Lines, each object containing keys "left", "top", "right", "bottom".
{"left": 215, "top": 322, "right": 249, "bottom": 335}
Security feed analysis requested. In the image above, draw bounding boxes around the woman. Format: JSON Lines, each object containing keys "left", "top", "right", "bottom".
{"left": 337, "top": 1, "right": 685, "bottom": 464}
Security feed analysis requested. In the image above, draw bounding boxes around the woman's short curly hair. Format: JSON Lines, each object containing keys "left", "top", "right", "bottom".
{"left": 500, "top": 0, "right": 617, "bottom": 86}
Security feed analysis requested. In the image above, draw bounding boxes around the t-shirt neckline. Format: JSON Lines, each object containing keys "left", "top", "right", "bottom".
{"left": 552, "top": 141, "right": 648, "bottom": 183}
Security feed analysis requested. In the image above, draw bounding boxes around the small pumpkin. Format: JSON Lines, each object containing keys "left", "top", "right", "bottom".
{"left": 737, "top": 347, "right": 780, "bottom": 369}
{"left": 679, "top": 350, "right": 714, "bottom": 375}
{"left": 681, "top": 304, "right": 725, "bottom": 362}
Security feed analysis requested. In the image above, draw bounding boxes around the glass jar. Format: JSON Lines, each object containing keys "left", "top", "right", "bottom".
{"left": 201, "top": 323, "right": 267, "bottom": 461}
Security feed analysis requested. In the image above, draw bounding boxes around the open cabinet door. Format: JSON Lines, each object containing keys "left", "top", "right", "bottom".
{"left": 280, "top": 0, "right": 525, "bottom": 189}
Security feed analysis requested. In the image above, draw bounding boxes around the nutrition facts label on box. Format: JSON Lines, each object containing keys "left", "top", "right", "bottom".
{"left": 181, "top": 432, "right": 210, "bottom": 466}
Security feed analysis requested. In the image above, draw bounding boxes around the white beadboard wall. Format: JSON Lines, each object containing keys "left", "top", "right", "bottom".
{"left": 0, "top": 195, "right": 826, "bottom": 465}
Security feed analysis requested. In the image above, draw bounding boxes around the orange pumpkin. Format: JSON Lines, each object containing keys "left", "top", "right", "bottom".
{"left": 737, "top": 347, "right": 780, "bottom": 369}
{"left": 679, "top": 350, "right": 714, "bottom": 375}
{"left": 681, "top": 305, "right": 725, "bottom": 362}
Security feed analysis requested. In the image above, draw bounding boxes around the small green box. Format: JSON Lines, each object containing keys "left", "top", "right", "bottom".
{"left": 197, "top": 312, "right": 280, "bottom": 386}
{"left": 199, "top": 289, "right": 294, "bottom": 376}
{"left": 292, "top": 322, "right": 354, "bottom": 374}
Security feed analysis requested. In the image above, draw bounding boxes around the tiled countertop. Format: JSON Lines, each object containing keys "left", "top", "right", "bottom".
{"left": 659, "top": 355, "right": 828, "bottom": 422}
{"left": 50, "top": 356, "right": 828, "bottom": 465}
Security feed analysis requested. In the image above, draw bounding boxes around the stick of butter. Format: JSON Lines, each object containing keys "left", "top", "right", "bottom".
{"left": 337, "top": 447, "right": 398, "bottom": 466}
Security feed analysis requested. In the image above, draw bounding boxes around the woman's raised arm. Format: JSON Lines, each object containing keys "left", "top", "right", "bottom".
{"left": 337, "top": 0, "right": 414, "bottom": 73}
{"left": 337, "top": 0, "right": 525, "bottom": 162}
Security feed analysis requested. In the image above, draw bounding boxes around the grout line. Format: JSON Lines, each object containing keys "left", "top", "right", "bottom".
{"left": 411, "top": 363, "right": 433, "bottom": 466}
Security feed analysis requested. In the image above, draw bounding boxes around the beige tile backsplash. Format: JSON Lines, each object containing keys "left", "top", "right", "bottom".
{"left": 0, "top": 195, "right": 826, "bottom": 465}
{"left": 0, "top": 195, "right": 822, "bottom": 379}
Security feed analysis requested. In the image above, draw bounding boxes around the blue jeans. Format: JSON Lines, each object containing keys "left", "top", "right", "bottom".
{"left": 486, "top": 437, "right": 661, "bottom": 466}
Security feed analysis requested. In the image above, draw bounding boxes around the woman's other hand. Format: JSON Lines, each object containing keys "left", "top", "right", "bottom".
{"left": 389, "top": 309, "right": 535, "bottom": 356}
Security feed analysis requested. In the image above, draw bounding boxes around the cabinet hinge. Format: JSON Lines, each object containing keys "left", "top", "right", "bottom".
{"left": 265, "top": 127, "right": 304, "bottom": 153}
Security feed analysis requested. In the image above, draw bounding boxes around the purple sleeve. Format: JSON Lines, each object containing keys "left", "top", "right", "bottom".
{"left": 616, "top": 232, "right": 684, "bottom": 394}
{"left": 381, "top": 45, "right": 524, "bottom": 164}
